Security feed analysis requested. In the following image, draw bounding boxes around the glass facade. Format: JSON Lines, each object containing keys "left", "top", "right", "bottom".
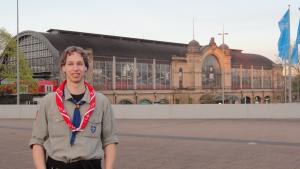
{"left": 231, "top": 66, "right": 240, "bottom": 89}
{"left": 253, "top": 67, "right": 262, "bottom": 89}
{"left": 156, "top": 63, "right": 170, "bottom": 89}
{"left": 93, "top": 58, "right": 170, "bottom": 90}
{"left": 19, "top": 36, "right": 54, "bottom": 74}
{"left": 116, "top": 59, "right": 134, "bottom": 90}
{"left": 230, "top": 66, "right": 273, "bottom": 90}
{"left": 137, "top": 62, "right": 152, "bottom": 89}
{"left": 202, "top": 55, "right": 221, "bottom": 89}
{"left": 242, "top": 68, "right": 251, "bottom": 89}
{"left": 263, "top": 70, "right": 272, "bottom": 88}
{"left": 93, "top": 59, "right": 113, "bottom": 90}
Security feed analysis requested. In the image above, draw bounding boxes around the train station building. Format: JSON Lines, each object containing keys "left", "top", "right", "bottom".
{"left": 15, "top": 29, "right": 283, "bottom": 104}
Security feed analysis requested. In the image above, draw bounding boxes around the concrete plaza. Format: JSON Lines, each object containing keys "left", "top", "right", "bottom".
{"left": 1, "top": 119, "right": 300, "bottom": 169}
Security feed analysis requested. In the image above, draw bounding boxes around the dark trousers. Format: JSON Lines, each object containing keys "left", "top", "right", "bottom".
{"left": 46, "top": 156, "right": 102, "bottom": 169}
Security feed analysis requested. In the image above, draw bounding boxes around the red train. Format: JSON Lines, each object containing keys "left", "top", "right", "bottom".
{"left": 37, "top": 80, "right": 58, "bottom": 93}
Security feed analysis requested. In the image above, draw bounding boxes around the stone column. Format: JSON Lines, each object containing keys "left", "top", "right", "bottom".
{"left": 271, "top": 70, "right": 273, "bottom": 89}
{"left": 251, "top": 65, "right": 254, "bottom": 89}
{"left": 153, "top": 59, "right": 156, "bottom": 90}
{"left": 113, "top": 92, "right": 116, "bottom": 104}
{"left": 169, "top": 62, "right": 172, "bottom": 89}
{"left": 134, "top": 57, "right": 137, "bottom": 90}
{"left": 261, "top": 66, "right": 264, "bottom": 89}
{"left": 240, "top": 65, "right": 243, "bottom": 89}
{"left": 112, "top": 56, "right": 116, "bottom": 90}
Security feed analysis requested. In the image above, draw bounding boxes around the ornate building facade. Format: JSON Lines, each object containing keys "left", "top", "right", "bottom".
{"left": 14, "top": 29, "right": 283, "bottom": 104}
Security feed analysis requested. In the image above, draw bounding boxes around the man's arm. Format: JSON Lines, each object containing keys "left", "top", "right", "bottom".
{"left": 104, "top": 143, "right": 117, "bottom": 169}
{"left": 101, "top": 95, "right": 119, "bottom": 169}
{"left": 32, "top": 144, "right": 46, "bottom": 169}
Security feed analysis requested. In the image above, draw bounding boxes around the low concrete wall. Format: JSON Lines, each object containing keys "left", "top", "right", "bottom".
{"left": 113, "top": 104, "right": 300, "bottom": 119}
{"left": 0, "top": 105, "right": 37, "bottom": 119}
{"left": 0, "top": 104, "right": 299, "bottom": 119}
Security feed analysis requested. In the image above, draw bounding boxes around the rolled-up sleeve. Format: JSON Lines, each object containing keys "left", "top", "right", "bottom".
{"left": 29, "top": 96, "right": 49, "bottom": 148}
{"left": 101, "top": 97, "right": 119, "bottom": 148}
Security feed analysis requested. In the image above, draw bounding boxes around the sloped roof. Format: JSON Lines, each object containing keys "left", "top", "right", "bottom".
{"left": 231, "top": 51, "right": 274, "bottom": 69}
{"left": 37, "top": 29, "right": 274, "bottom": 68}
{"left": 42, "top": 29, "right": 187, "bottom": 60}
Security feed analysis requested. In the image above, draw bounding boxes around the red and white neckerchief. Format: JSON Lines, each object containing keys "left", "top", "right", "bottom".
{"left": 56, "top": 80, "right": 96, "bottom": 132}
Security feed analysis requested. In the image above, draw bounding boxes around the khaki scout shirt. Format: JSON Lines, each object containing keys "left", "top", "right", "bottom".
{"left": 29, "top": 87, "right": 119, "bottom": 163}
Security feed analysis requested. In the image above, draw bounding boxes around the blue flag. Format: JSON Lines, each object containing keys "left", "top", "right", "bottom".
{"left": 291, "top": 19, "right": 300, "bottom": 64}
{"left": 278, "top": 9, "right": 290, "bottom": 60}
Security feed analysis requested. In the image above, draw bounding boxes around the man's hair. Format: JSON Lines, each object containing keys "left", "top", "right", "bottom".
{"left": 60, "top": 46, "right": 89, "bottom": 69}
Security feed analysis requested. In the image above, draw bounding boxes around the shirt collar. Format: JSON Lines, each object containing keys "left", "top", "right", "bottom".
{"left": 64, "top": 86, "right": 90, "bottom": 103}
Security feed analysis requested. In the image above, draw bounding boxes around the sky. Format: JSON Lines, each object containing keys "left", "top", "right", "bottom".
{"left": 1, "top": 0, "right": 300, "bottom": 62}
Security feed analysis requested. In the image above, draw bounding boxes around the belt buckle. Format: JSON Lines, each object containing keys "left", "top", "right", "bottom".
{"left": 67, "top": 158, "right": 80, "bottom": 164}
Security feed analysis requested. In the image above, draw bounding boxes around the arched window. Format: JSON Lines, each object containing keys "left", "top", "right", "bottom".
{"left": 228, "top": 95, "right": 239, "bottom": 104}
{"left": 254, "top": 96, "right": 261, "bottom": 103}
{"left": 179, "top": 68, "right": 183, "bottom": 88}
{"left": 241, "top": 96, "right": 251, "bottom": 104}
{"left": 155, "top": 99, "right": 169, "bottom": 104}
{"left": 264, "top": 96, "right": 271, "bottom": 104}
{"left": 202, "top": 55, "right": 221, "bottom": 89}
{"left": 119, "top": 99, "right": 133, "bottom": 104}
{"left": 139, "top": 99, "right": 152, "bottom": 104}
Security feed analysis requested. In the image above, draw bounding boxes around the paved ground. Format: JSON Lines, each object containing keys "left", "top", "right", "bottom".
{"left": 1, "top": 119, "right": 300, "bottom": 169}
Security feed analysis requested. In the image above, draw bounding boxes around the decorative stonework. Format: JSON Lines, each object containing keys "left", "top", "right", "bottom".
{"left": 187, "top": 40, "right": 200, "bottom": 53}
{"left": 209, "top": 37, "right": 217, "bottom": 48}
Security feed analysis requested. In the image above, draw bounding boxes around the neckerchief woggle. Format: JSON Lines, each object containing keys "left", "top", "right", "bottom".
{"left": 55, "top": 80, "right": 96, "bottom": 132}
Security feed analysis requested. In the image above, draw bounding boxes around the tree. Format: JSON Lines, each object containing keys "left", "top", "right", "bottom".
{"left": 0, "top": 28, "right": 15, "bottom": 83}
{"left": 0, "top": 28, "right": 37, "bottom": 94}
{"left": 0, "top": 28, "right": 11, "bottom": 54}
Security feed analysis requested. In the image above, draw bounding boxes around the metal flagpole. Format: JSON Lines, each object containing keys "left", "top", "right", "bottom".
{"left": 16, "top": 0, "right": 20, "bottom": 105}
{"left": 193, "top": 17, "right": 194, "bottom": 40}
{"left": 297, "top": 76, "right": 300, "bottom": 102}
{"left": 288, "top": 5, "right": 292, "bottom": 103}
{"left": 218, "top": 25, "right": 228, "bottom": 104}
{"left": 284, "top": 57, "right": 287, "bottom": 103}
{"left": 298, "top": 7, "right": 300, "bottom": 102}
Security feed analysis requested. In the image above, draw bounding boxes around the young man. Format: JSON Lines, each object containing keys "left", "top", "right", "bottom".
{"left": 29, "top": 46, "right": 118, "bottom": 169}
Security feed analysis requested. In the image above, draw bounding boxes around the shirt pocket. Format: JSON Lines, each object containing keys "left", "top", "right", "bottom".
{"left": 48, "top": 114, "right": 69, "bottom": 137}
{"left": 82, "top": 119, "right": 101, "bottom": 138}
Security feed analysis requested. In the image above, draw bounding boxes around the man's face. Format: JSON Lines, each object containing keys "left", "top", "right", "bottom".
{"left": 62, "top": 52, "right": 87, "bottom": 84}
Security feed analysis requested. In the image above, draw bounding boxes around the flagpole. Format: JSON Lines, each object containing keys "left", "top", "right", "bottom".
{"left": 278, "top": 6, "right": 291, "bottom": 103}
{"left": 298, "top": 7, "right": 300, "bottom": 102}
{"left": 284, "top": 58, "right": 287, "bottom": 103}
{"left": 192, "top": 17, "right": 194, "bottom": 40}
{"left": 16, "top": 0, "right": 20, "bottom": 105}
{"left": 218, "top": 25, "right": 228, "bottom": 104}
{"left": 288, "top": 5, "right": 292, "bottom": 103}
